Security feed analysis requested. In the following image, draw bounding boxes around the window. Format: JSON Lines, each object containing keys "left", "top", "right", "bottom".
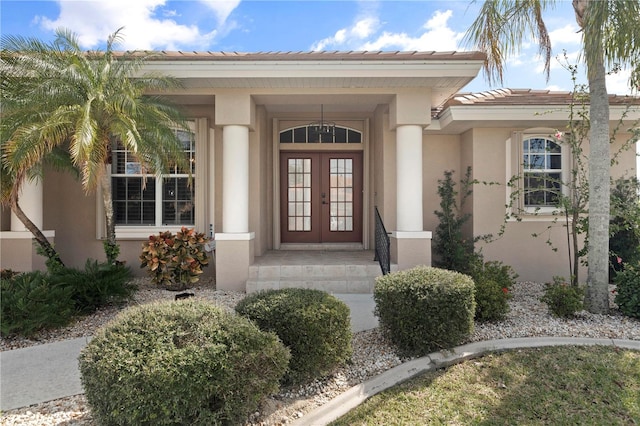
{"left": 111, "top": 128, "right": 195, "bottom": 226}
{"left": 522, "top": 136, "right": 563, "bottom": 208}
{"left": 280, "top": 125, "right": 362, "bottom": 144}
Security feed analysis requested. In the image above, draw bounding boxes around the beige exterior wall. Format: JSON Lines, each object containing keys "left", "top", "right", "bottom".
{"left": 378, "top": 108, "right": 397, "bottom": 230}
{"left": 469, "top": 127, "right": 637, "bottom": 284}
{"left": 248, "top": 104, "right": 270, "bottom": 257}
{"left": 422, "top": 134, "right": 463, "bottom": 235}
{"left": 0, "top": 236, "right": 49, "bottom": 272}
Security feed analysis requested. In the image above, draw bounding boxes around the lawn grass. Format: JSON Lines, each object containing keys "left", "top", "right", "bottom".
{"left": 331, "top": 346, "right": 640, "bottom": 425}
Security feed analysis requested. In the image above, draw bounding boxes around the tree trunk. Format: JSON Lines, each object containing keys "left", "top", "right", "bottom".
{"left": 10, "top": 199, "right": 65, "bottom": 269}
{"left": 99, "top": 164, "right": 118, "bottom": 262}
{"left": 585, "top": 49, "right": 611, "bottom": 314}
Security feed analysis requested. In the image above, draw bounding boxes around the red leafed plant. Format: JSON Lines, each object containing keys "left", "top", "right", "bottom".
{"left": 140, "top": 227, "right": 209, "bottom": 290}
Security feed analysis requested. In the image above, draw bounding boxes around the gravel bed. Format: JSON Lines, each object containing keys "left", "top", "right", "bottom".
{"left": 2, "top": 280, "right": 638, "bottom": 425}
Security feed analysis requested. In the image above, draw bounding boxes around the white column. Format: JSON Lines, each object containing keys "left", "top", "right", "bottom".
{"left": 396, "top": 124, "right": 423, "bottom": 232}
{"left": 222, "top": 125, "right": 249, "bottom": 233}
{"left": 11, "top": 179, "right": 43, "bottom": 231}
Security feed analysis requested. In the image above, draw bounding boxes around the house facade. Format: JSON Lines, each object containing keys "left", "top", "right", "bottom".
{"left": 1, "top": 51, "right": 638, "bottom": 291}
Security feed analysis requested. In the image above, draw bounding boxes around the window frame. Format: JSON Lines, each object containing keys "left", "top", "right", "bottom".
{"left": 97, "top": 119, "right": 208, "bottom": 240}
{"left": 508, "top": 130, "right": 571, "bottom": 216}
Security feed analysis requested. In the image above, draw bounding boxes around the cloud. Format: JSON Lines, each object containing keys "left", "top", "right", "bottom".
{"left": 606, "top": 68, "right": 634, "bottom": 95}
{"left": 549, "top": 23, "right": 582, "bottom": 46}
{"left": 311, "top": 16, "right": 380, "bottom": 51}
{"left": 36, "top": 0, "right": 240, "bottom": 50}
{"left": 200, "top": 0, "right": 241, "bottom": 25}
{"left": 361, "top": 10, "right": 463, "bottom": 51}
{"left": 311, "top": 9, "right": 464, "bottom": 52}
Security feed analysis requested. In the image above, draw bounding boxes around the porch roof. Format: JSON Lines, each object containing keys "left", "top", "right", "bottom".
{"left": 134, "top": 50, "right": 488, "bottom": 115}
{"left": 429, "top": 89, "right": 640, "bottom": 133}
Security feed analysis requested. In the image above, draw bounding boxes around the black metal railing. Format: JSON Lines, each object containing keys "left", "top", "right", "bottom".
{"left": 374, "top": 206, "right": 391, "bottom": 275}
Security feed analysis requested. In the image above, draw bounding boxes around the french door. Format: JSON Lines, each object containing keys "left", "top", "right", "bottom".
{"left": 280, "top": 152, "right": 362, "bottom": 243}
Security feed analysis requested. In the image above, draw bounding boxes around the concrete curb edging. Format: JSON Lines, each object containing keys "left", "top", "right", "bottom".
{"left": 293, "top": 337, "right": 640, "bottom": 426}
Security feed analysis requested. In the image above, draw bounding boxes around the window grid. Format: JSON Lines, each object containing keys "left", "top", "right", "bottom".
{"left": 287, "top": 158, "right": 312, "bottom": 231}
{"left": 280, "top": 126, "right": 362, "bottom": 144}
{"left": 329, "top": 158, "right": 354, "bottom": 231}
{"left": 111, "top": 129, "right": 195, "bottom": 226}
{"left": 523, "top": 137, "right": 562, "bottom": 207}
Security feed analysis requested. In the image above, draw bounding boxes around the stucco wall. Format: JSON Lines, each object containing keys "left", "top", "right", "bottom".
{"left": 379, "top": 108, "right": 397, "bottom": 231}
{"left": 471, "top": 127, "right": 637, "bottom": 284}
{"left": 249, "top": 104, "right": 271, "bottom": 257}
{"left": 422, "top": 134, "right": 461, "bottom": 234}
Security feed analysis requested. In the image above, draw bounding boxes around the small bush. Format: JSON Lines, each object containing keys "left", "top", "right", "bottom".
{"left": 79, "top": 300, "right": 289, "bottom": 426}
{"left": 540, "top": 278, "right": 585, "bottom": 318}
{"left": 235, "top": 288, "right": 352, "bottom": 384}
{"left": 1, "top": 271, "right": 75, "bottom": 337}
{"left": 614, "top": 264, "right": 640, "bottom": 318}
{"left": 474, "top": 279, "right": 511, "bottom": 322}
{"left": 374, "top": 266, "right": 476, "bottom": 357}
{"left": 470, "top": 260, "right": 517, "bottom": 322}
{"left": 471, "top": 260, "right": 518, "bottom": 291}
{"left": 140, "top": 227, "right": 209, "bottom": 290}
{"left": 49, "top": 260, "right": 134, "bottom": 314}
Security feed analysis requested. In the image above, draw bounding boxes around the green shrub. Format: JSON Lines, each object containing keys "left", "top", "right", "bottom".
{"left": 140, "top": 227, "right": 209, "bottom": 290}
{"left": 49, "top": 260, "right": 135, "bottom": 314}
{"left": 0, "top": 271, "right": 75, "bottom": 337}
{"left": 374, "top": 266, "right": 476, "bottom": 357}
{"left": 235, "top": 288, "right": 352, "bottom": 384}
{"left": 540, "top": 278, "right": 585, "bottom": 318}
{"left": 470, "top": 260, "right": 517, "bottom": 322}
{"left": 474, "top": 279, "right": 510, "bottom": 322}
{"left": 614, "top": 264, "right": 640, "bottom": 318}
{"left": 609, "top": 177, "right": 640, "bottom": 282}
{"left": 79, "top": 300, "right": 289, "bottom": 426}
{"left": 433, "top": 168, "right": 479, "bottom": 275}
{"left": 471, "top": 260, "right": 518, "bottom": 291}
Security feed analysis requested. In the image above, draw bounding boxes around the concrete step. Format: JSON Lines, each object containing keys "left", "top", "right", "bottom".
{"left": 246, "top": 263, "right": 397, "bottom": 294}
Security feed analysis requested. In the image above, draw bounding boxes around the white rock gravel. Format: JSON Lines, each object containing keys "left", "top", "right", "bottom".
{"left": 1, "top": 280, "right": 638, "bottom": 425}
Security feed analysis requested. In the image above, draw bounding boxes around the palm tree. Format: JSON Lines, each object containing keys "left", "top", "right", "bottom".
{"left": 0, "top": 144, "right": 76, "bottom": 270}
{"left": 464, "top": 0, "right": 640, "bottom": 314}
{"left": 1, "top": 27, "right": 189, "bottom": 265}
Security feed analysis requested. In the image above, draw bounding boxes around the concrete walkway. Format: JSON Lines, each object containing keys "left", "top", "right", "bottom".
{"left": 0, "top": 294, "right": 378, "bottom": 411}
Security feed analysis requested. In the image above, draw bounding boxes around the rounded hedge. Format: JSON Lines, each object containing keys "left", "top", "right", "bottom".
{"left": 79, "top": 300, "right": 290, "bottom": 426}
{"left": 374, "top": 266, "right": 476, "bottom": 357}
{"left": 235, "top": 288, "right": 352, "bottom": 384}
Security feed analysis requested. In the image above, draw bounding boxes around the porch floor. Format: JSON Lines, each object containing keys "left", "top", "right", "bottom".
{"left": 253, "top": 250, "right": 379, "bottom": 266}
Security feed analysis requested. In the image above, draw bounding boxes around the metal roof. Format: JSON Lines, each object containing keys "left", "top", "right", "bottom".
{"left": 123, "top": 50, "right": 487, "bottom": 62}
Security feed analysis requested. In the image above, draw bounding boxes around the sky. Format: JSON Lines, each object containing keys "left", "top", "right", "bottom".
{"left": 1, "top": 0, "right": 638, "bottom": 94}
{"left": 1, "top": 0, "right": 638, "bottom": 170}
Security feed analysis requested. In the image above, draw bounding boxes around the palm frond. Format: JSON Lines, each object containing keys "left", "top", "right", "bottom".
{"left": 583, "top": 0, "right": 640, "bottom": 90}
{"left": 463, "top": 0, "right": 557, "bottom": 86}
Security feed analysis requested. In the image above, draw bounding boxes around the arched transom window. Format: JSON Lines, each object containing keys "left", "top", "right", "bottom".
{"left": 280, "top": 125, "right": 362, "bottom": 144}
